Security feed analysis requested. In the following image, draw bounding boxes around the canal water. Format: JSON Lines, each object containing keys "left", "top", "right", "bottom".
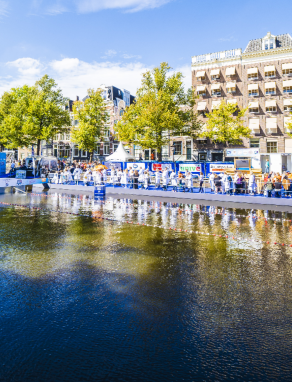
{"left": 1, "top": 191, "right": 292, "bottom": 382}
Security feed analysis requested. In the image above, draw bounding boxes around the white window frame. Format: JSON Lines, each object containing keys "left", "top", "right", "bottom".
{"left": 265, "top": 71, "right": 275, "bottom": 78}
{"left": 266, "top": 106, "right": 277, "bottom": 113}
{"left": 267, "top": 141, "right": 278, "bottom": 153}
{"left": 248, "top": 73, "right": 258, "bottom": 80}
{"left": 103, "top": 144, "right": 109, "bottom": 155}
{"left": 81, "top": 150, "right": 87, "bottom": 157}
{"left": 249, "top": 107, "right": 259, "bottom": 113}
{"left": 284, "top": 86, "right": 292, "bottom": 94}
{"left": 248, "top": 90, "right": 259, "bottom": 97}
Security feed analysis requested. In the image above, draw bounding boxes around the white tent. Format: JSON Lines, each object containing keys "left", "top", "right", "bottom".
{"left": 106, "top": 142, "right": 135, "bottom": 162}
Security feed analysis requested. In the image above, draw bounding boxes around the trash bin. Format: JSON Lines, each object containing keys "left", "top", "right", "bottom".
{"left": 94, "top": 185, "right": 106, "bottom": 200}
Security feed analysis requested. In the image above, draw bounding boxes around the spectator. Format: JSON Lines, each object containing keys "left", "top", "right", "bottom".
{"left": 282, "top": 175, "right": 290, "bottom": 198}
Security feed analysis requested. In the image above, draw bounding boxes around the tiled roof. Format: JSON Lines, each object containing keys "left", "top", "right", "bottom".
{"left": 244, "top": 34, "right": 292, "bottom": 53}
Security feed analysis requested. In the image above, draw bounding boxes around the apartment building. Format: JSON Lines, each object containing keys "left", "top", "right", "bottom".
{"left": 191, "top": 32, "right": 292, "bottom": 163}
{"left": 52, "top": 86, "right": 135, "bottom": 161}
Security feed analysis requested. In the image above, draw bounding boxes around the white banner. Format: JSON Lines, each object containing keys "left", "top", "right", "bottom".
{"left": 210, "top": 164, "right": 234, "bottom": 172}
{"left": 0, "top": 178, "right": 45, "bottom": 188}
{"left": 179, "top": 164, "right": 201, "bottom": 173}
{"left": 225, "top": 148, "right": 260, "bottom": 157}
{"left": 126, "top": 163, "right": 146, "bottom": 170}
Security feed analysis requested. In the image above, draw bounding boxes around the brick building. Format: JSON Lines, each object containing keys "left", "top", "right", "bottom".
{"left": 191, "top": 32, "right": 292, "bottom": 165}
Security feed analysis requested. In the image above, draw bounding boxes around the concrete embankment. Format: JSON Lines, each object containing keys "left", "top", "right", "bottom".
{"left": 33, "top": 183, "right": 292, "bottom": 209}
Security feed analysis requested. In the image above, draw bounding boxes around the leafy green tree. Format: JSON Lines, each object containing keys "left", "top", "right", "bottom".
{"left": 285, "top": 113, "right": 292, "bottom": 135}
{"left": 116, "top": 62, "right": 202, "bottom": 160}
{"left": 203, "top": 101, "right": 250, "bottom": 145}
{"left": 0, "top": 75, "right": 70, "bottom": 155}
{"left": 71, "top": 88, "right": 109, "bottom": 161}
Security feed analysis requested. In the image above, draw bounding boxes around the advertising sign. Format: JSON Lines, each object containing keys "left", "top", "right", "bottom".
{"left": 0, "top": 178, "right": 44, "bottom": 188}
{"left": 179, "top": 163, "right": 201, "bottom": 173}
{"left": 0, "top": 152, "right": 6, "bottom": 175}
{"left": 126, "top": 162, "right": 146, "bottom": 170}
{"left": 209, "top": 163, "right": 234, "bottom": 173}
{"left": 235, "top": 159, "right": 250, "bottom": 170}
{"left": 104, "top": 162, "right": 122, "bottom": 170}
{"left": 225, "top": 148, "right": 259, "bottom": 157}
{"left": 16, "top": 170, "right": 27, "bottom": 179}
{"left": 152, "top": 163, "right": 173, "bottom": 171}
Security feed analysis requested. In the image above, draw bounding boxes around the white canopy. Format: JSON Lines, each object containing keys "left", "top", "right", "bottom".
{"left": 226, "top": 67, "right": 236, "bottom": 76}
{"left": 106, "top": 142, "right": 135, "bottom": 162}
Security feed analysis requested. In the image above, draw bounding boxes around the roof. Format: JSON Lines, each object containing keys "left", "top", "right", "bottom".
{"left": 105, "top": 142, "right": 135, "bottom": 162}
{"left": 244, "top": 33, "right": 292, "bottom": 53}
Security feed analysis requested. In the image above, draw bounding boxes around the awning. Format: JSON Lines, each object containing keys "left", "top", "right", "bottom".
{"left": 212, "top": 101, "right": 221, "bottom": 109}
{"left": 196, "top": 71, "right": 205, "bottom": 78}
{"left": 226, "top": 67, "right": 236, "bottom": 76}
{"left": 283, "top": 63, "right": 292, "bottom": 70}
{"left": 284, "top": 117, "right": 292, "bottom": 130}
{"left": 248, "top": 84, "right": 259, "bottom": 90}
{"left": 283, "top": 80, "right": 292, "bottom": 87}
{"left": 226, "top": 82, "right": 236, "bottom": 89}
{"left": 266, "top": 118, "right": 278, "bottom": 131}
{"left": 227, "top": 99, "right": 237, "bottom": 105}
{"left": 197, "top": 102, "right": 207, "bottom": 111}
{"left": 211, "top": 83, "right": 221, "bottom": 90}
{"left": 210, "top": 69, "right": 220, "bottom": 76}
{"left": 247, "top": 67, "right": 258, "bottom": 75}
{"left": 264, "top": 65, "right": 275, "bottom": 72}
{"left": 249, "top": 101, "right": 259, "bottom": 108}
{"left": 265, "top": 82, "right": 276, "bottom": 89}
{"left": 284, "top": 99, "right": 292, "bottom": 106}
{"left": 265, "top": 100, "right": 277, "bottom": 107}
{"left": 249, "top": 118, "right": 260, "bottom": 131}
{"left": 196, "top": 85, "right": 206, "bottom": 92}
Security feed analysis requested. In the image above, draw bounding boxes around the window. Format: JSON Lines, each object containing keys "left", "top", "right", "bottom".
{"left": 266, "top": 89, "right": 276, "bottom": 95}
{"left": 265, "top": 71, "right": 275, "bottom": 78}
{"left": 114, "top": 144, "right": 119, "bottom": 151}
{"left": 186, "top": 141, "right": 192, "bottom": 160}
{"left": 120, "top": 110, "right": 124, "bottom": 116}
{"left": 198, "top": 76, "right": 205, "bottom": 81}
{"left": 265, "top": 40, "right": 269, "bottom": 50}
{"left": 173, "top": 141, "right": 182, "bottom": 155}
{"left": 266, "top": 106, "right": 276, "bottom": 113}
{"left": 284, "top": 86, "right": 292, "bottom": 94}
{"left": 250, "top": 139, "right": 260, "bottom": 148}
{"left": 267, "top": 142, "right": 277, "bottom": 153}
{"left": 65, "top": 134, "right": 70, "bottom": 140}
{"left": 81, "top": 150, "right": 87, "bottom": 157}
{"left": 211, "top": 75, "right": 220, "bottom": 81}
{"left": 197, "top": 90, "right": 206, "bottom": 96}
{"left": 283, "top": 68, "right": 292, "bottom": 75}
{"left": 264, "top": 39, "right": 274, "bottom": 50}
{"left": 248, "top": 73, "right": 258, "bottom": 80}
{"left": 103, "top": 144, "right": 109, "bottom": 155}
{"left": 249, "top": 107, "right": 259, "bottom": 113}
{"left": 96, "top": 143, "right": 100, "bottom": 155}
{"left": 249, "top": 90, "right": 258, "bottom": 97}
{"left": 73, "top": 146, "right": 79, "bottom": 156}
{"left": 284, "top": 105, "right": 292, "bottom": 112}
{"left": 74, "top": 120, "right": 79, "bottom": 126}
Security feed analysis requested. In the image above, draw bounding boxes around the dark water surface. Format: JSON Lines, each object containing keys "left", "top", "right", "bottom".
{"left": 1, "top": 192, "right": 292, "bottom": 381}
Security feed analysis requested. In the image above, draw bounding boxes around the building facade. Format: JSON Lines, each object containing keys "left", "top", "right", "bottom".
{"left": 191, "top": 32, "right": 292, "bottom": 163}
{"left": 52, "top": 86, "right": 135, "bottom": 162}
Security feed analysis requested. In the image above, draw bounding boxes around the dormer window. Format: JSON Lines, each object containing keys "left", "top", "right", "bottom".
{"left": 262, "top": 32, "right": 276, "bottom": 51}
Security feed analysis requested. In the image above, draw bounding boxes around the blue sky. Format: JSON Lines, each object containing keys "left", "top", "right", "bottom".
{"left": 0, "top": 0, "right": 291, "bottom": 98}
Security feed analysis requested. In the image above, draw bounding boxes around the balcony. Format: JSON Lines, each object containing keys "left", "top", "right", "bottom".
{"left": 265, "top": 91, "right": 276, "bottom": 96}
{"left": 248, "top": 93, "right": 259, "bottom": 97}
{"left": 248, "top": 77, "right": 259, "bottom": 81}
{"left": 211, "top": 92, "right": 221, "bottom": 97}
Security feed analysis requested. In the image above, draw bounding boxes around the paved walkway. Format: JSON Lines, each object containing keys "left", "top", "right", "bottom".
{"left": 33, "top": 183, "right": 292, "bottom": 208}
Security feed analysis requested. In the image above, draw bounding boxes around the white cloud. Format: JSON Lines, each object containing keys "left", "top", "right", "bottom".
{"left": 1, "top": 57, "right": 191, "bottom": 100}
{"left": 75, "top": 0, "right": 172, "bottom": 13}
{"left": 7, "top": 58, "right": 45, "bottom": 77}
{"left": 30, "top": 0, "right": 172, "bottom": 15}
{"left": 122, "top": 53, "right": 142, "bottom": 60}
{"left": 0, "top": 1, "right": 9, "bottom": 17}
{"left": 101, "top": 49, "right": 117, "bottom": 59}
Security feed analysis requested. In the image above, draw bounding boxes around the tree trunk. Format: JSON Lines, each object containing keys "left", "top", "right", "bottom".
{"left": 36, "top": 139, "right": 41, "bottom": 156}
{"left": 157, "top": 147, "right": 162, "bottom": 162}
{"left": 90, "top": 151, "right": 93, "bottom": 162}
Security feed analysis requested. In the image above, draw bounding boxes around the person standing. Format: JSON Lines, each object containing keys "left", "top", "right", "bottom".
{"left": 209, "top": 172, "right": 215, "bottom": 193}
{"left": 282, "top": 175, "right": 290, "bottom": 197}
{"left": 73, "top": 166, "right": 82, "bottom": 185}
{"left": 133, "top": 170, "right": 139, "bottom": 189}
{"left": 199, "top": 172, "right": 204, "bottom": 193}
{"left": 274, "top": 177, "right": 282, "bottom": 198}
{"left": 129, "top": 167, "right": 134, "bottom": 188}
{"left": 155, "top": 169, "right": 161, "bottom": 189}
{"left": 186, "top": 171, "right": 193, "bottom": 193}
{"left": 162, "top": 168, "right": 169, "bottom": 191}
{"left": 121, "top": 169, "right": 129, "bottom": 188}
{"left": 265, "top": 175, "right": 274, "bottom": 198}
{"left": 170, "top": 170, "right": 177, "bottom": 192}
{"left": 248, "top": 171, "right": 257, "bottom": 195}
{"left": 265, "top": 159, "right": 270, "bottom": 174}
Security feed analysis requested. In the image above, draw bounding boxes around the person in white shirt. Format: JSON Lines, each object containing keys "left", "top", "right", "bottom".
{"left": 117, "top": 169, "right": 123, "bottom": 186}
{"left": 155, "top": 169, "right": 161, "bottom": 189}
{"left": 170, "top": 170, "right": 177, "bottom": 192}
{"left": 94, "top": 170, "right": 102, "bottom": 185}
{"left": 162, "top": 168, "right": 169, "bottom": 191}
{"left": 186, "top": 171, "right": 193, "bottom": 193}
{"left": 248, "top": 171, "right": 257, "bottom": 195}
{"left": 73, "top": 166, "right": 82, "bottom": 185}
{"left": 138, "top": 167, "right": 144, "bottom": 188}
{"left": 129, "top": 167, "right": 134, "bottom": 188}
{"left": 144, "top": 171, "right": 150, "bottom": 190}
{"left": 121, "top": 169, "right": 129, "bottom": 188}
{"left": 102, "top": 168, "right": 107, "bottom": 184}
{"left": 83, "top": 169, "right": 92, "bottom": 186}
{"left": 209, "top": 173, "right": 215, "bottom": 193}
{"left": 52, "top": 172, "right": 59, "bottom": 184}
{"left": 199, "top": 172, "right": 204, "bottom": 193}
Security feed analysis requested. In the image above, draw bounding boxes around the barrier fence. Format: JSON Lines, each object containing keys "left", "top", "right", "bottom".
{"left": 47, "top": 173, "right": 292, "bottom": 199}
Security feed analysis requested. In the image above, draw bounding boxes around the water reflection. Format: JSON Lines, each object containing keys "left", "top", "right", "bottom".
{"left": 1, "top": 192, "right": 292, "bottom": 381}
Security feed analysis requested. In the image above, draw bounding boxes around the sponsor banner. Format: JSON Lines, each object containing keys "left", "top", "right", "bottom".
{"left": 225, "top": 148, "right": 259, "bottom": 157}
{"left": 0, "top": 178, "right": 44, "bottom": 188}
{"left": 210, "top": 164, "right": 234, "bottom": 173}
{"left": 179, "top": 164, "right": 201, "bottom": 173}
{"left": 152, "top": 163, "right": 172, "bottom": 171}
{"left": 126, "top": 163, "right": 146, "bottom": 170}
{"left": 16, "top": 170, "right": 27, "bottom": 179}
{"left": 0, "top": 152, "right": 6, "bottom": 175}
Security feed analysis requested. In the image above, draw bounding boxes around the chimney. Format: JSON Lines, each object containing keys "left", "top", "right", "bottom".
{"left": 76, "top": 96, "right": 79, "bottom": 101}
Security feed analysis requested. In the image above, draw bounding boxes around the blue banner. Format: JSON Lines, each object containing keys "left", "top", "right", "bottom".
{"left": 0, "top": 153, "right": 6, "bottom": 175}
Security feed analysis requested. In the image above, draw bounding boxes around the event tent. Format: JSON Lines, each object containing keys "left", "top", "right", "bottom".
{"left": 105, "top": 142, "right": 135, "bottom": 162}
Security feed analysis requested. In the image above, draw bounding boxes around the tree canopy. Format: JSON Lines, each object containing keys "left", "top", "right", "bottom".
{"left": 0, "top": 75, "right": 70, "bottom": 155}
{"left": 116, "top": 62, "right": 202, "bottom": 160}
{"left": 202, "top": 101, "right": 250, "bottom": 145}
{"left": 71, "top": 88, "right": 109, "bottom": 159}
